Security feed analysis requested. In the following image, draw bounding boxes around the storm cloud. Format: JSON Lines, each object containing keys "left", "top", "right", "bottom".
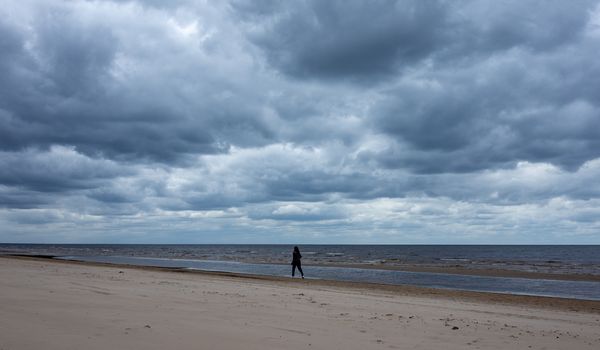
{"left": 1, "top": 0, "right": 599, "bottom": 243}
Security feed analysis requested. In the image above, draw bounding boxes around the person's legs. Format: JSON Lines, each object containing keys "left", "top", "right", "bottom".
{"left": 297, "top": 264, "right": 304, "bottom": 278}
{"left": 292, "top": 264, "right": 296, "bottom": 277}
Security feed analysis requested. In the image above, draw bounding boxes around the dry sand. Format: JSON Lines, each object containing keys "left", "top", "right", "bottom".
{"left": 1, "top": 256, "right": 599, "bottom": 350}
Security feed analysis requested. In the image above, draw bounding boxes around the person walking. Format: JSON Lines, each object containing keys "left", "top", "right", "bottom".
{"left": 291, "top": 246, "right": 304, "bottom": 279}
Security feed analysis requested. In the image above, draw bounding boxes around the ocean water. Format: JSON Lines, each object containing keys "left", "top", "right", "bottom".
{"left": 2, "top": 244, "right": 600, "bottom": 300}
{"left": 2, "top": 244, "right": 599, "bottom": 275}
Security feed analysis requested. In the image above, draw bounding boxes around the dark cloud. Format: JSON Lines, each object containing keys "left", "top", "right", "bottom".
{"left": 371, "top": 36, "right": 600, "bottom": 172}
{"left": 236, "top": 0, "right": 448, "bottom": 81}
{"left": 0, "top": 146, "right": 130, "bottom": 193}
{"left": 0, "top": 188, "right": 52, "bottom": 209}
{"left": 35, "top": 6, "right": 117, "bottom": 97}
{"left": 236, "top": 0, "right": 598, "bottom": 82}
{"left": 86, "top": 188, "right": 139, "bottom": 204}
{"left": 0, "top": 1, "right": 274, "bottom": 165}
{"left": 452, "top": 0, "right": 595, "bottom": 53}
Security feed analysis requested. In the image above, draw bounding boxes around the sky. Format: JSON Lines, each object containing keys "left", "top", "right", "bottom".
{"left": 1, "top": 0, "right": 600, "bottom": 244}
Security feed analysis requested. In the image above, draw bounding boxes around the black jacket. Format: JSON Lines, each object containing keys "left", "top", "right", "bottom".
{"left": 292, "top": 251, "right": 302, "bottom": 265}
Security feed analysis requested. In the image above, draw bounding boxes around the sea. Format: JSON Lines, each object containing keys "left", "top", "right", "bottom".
{"left": 2, "top": 244, "right": 600, "bottom": 300}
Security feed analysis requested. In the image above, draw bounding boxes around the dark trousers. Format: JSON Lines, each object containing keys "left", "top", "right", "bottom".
{"left": 292, "top": 263, "right": 304, "bottom": 277}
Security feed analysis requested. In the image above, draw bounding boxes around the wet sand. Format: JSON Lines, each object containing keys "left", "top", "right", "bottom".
{"left": 1, "top": 256, "right": 600, "bottom": 350}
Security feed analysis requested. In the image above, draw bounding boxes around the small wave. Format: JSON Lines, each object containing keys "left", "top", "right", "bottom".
{"left": 364, "top": 260, "right": 385, "bottom": 264}
{"left": 326, "top": 253, "right": 344, "bottom": 257}
{"left": 440, "top": 258, "right": 470, "bottom": 262}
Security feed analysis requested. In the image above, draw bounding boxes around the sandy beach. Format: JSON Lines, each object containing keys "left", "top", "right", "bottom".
{"left": 1, "top": 256, "right": 599, "bottom": 350}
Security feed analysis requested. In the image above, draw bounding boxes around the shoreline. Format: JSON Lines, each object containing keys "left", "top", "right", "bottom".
{"left": 3, "top": 255, "right": 600, "bottom": 313}
{"left": 4, "top": 252, "right": 599, "bottom": 282}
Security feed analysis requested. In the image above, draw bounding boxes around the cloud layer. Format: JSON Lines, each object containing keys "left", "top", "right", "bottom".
{"left": 1, "top": 0, "right": 599, "bottom": 243}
